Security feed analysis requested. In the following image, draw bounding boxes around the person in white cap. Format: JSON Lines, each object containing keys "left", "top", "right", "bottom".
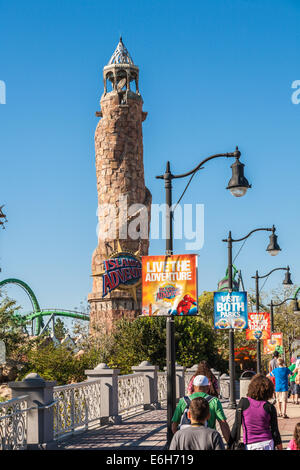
{"left": 171, "top": 374, "right": 230, "bottom": 445}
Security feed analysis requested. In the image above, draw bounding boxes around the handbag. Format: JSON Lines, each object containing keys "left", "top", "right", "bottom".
{"left": 231, "top": 406, "right": 246, "bottom": 450}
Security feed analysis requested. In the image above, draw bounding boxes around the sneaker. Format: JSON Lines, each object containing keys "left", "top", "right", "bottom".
{"left": 283, "top": 415, "right": 289, "bottom": 419}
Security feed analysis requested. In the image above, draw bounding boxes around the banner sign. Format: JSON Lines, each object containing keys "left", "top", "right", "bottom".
{"left": 100, "top": 250, "right": 142, "bottom": 301}
{"left": 263, "top": 333, "right": 283, "bottom": 355}
{"left": 214, "top": 292, "right": 248, "bottom": 329}
{"left": 246, "top": 312, "right": 271, "bottom": 340}
{"left": 141, "top": 254, "right": 198, "bottom": 316}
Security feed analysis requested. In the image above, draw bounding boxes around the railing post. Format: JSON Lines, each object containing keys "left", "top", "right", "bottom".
{"left": 8, "top": 373, "right": 57, "bottom": 450}
{"left": 175, "top": 363, "right": 186, "bottom": 400}
{"left": 85, "top": 363, "right": 121, "bottom": 425}
{"left": 211, "top": 368, "right": 221, "bottom": 396}
{"left": 131, "top": 361, "right": 159, "bottom": 410}
{"left": 164, "top": 363, "right": 186, "bottom": 400}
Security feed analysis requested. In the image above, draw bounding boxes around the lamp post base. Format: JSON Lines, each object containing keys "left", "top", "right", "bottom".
{"left": 228, "top": 400, "right": 237, "bottom": 409}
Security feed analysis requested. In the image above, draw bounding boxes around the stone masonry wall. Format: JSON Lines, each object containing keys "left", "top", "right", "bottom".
{"left": 88, "top": 90, "right": 151, "bottom": 334}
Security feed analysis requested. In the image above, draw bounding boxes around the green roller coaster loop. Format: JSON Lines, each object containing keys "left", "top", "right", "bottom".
{"left": 0, "top": 278, "right": 89, "bottom": 336}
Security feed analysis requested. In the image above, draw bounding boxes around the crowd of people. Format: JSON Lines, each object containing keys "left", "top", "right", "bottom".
{"left": 169, "top": 358, "right": 300, "bottom": 451}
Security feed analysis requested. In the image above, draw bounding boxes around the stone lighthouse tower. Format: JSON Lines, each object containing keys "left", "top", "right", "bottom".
{"left": 88, "top": 38, "right": 152, "bottom": 334}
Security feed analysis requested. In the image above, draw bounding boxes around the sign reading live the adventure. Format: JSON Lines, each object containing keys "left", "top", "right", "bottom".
{"left": 263, "top": 332, "right": 283, "bottom": 355}
{"left": 246, "top": 312, "right": 271, "bottom": 341}
{"left": 214, "top": 292, "right": 248, "bottom": 329}
{"left": 141, "top": 254, "right": 198, "bottom": 316}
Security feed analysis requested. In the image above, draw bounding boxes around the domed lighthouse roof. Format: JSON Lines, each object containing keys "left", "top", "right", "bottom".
{"left": 108, "top": 37, "right": 135, "bottom": 65}
{"left": 102, "top": 37, "right": 140, "bottom": 99}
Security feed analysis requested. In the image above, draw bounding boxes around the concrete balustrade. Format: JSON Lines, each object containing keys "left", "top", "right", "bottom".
{"left": 9, "top": 373, "right": 57, "bottom": 449}
{"left": 7, "top": 363, "right": 223, "bottom": 448}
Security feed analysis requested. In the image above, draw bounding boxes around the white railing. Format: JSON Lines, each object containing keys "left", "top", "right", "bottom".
{"left": 0, "top": 396, "right": 29, "bottom": 450}
{"left": 118, "top": 373, "right": 145, "bottom": 416}
{"left": 157, "top": 372, "right": 167, "bottom": 404}
{"left": 4, "top": 365, "right": 223, "bottom": 448}
{"left": 53, "top": 379, "right": 102, "bottom": 439}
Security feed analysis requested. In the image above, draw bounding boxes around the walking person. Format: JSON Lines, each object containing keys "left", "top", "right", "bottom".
{"left": 229, "top": 374, "right": 282, "bottom": 450}
{"left": 187, "top": 360, "right": 219, "bottom": 397}
{"left": 288, "top": 358, "right": 299, "bottom": 405}
{"left": 270, "top": 358, "right": 293, "bottom": 418}
{"left": 169, "top": 397, "right": 225, "bottom": 450}
{"left": 287, "top": 422, "right": 300, "bottom": 450}
{"left": 171, "top": 375, "right": 230, "bottom": 445}
{"left": 269, "top": 350, "right": 279, "bottom": 374}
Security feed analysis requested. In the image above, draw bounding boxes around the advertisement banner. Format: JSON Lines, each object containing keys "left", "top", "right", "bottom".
{"left": 246, "top": 312, "right": 271, "bottom": 340}
{"left": 214, "top": 292, "right": 248, "bottom": 329}
{"left": 141, "top": 254, "right": 198, "bottom": 316}
{"left": 263, "top": 333, "right": 283, "bottom": 355}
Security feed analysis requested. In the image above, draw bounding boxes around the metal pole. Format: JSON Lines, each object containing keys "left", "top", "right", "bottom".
{"left": 52, "top": 314, "right": 56, "bottom": 337}
{"left": 164, "top": 162, "right": 176, "bottom": 446}
{"left": 255, "top": 271, "right": 261, "bottom": 373}
{"left": 227, "top": 232, "right": 236, "bottom": 408}
{"left": 270, "top": 300, "right": 274, "bottom": 333}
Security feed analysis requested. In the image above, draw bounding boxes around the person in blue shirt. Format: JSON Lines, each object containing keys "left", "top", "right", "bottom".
{"left": 270, "top": 358, "right": 292, "bottom": 419}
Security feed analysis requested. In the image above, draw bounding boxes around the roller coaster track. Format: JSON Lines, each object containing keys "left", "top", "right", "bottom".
{"left": 0, "top": 278, "right": 89, "bottom": 336}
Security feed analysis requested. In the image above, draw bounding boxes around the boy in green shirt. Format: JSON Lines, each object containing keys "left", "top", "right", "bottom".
{"left": 171, "top": 375, "right": 230, "bottom": 444}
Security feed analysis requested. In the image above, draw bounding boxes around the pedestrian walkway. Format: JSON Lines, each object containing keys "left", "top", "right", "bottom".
{"left": 57, "top": 400, "right": 299, "bottom": 451}
{"left": 57, "top": 403, "right": 236, "bottom": 451}
{"left": 277, "top": 402, "right": 300, "bottom": 449}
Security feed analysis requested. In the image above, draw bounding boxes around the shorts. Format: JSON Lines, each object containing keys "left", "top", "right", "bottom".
{"left": 276, "top": 391, "right": 288, "bottom": 402}
{"left": 246, "top": 439, "right": 274, "bottom": 451}
{"left": 291, "top": 382, "right": 300, "bottom": 395}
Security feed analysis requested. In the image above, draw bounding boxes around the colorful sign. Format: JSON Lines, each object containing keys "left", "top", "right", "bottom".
{"left": 93, "top": 245, "right": 142, "bottom": 302}
{"left": 263, "top": 333, "right": 283, "bottom": 355}
{"left": 214, "top": 292, "right": 248, "bottom": 329}
{"left": 141, "top": 254, "right": 198, "bottom": 316}
{"left": 246, "top": 312, "right": 271, "bottom": 341}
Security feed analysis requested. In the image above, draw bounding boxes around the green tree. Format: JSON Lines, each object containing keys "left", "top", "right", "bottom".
{"left": 107, "top": 311, "right": 228, "bottom": 375}
{"left": 0, "top": 297, "right": 28, "bottom": 358}
{"left": 54, "top": 318, "right": 68, "bottom": 341}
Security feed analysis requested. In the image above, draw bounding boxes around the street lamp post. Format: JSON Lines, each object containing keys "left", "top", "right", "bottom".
{"left": 269, "top": 287, "right": 300, "bottom": 339}
{"left": 269, "top": 293, "right": 300, "bottom": 363}
{"left": 156, "top": 147, "right": 251, "bottom": 445}
{"left": 252, "top": 266, "right": 292, "bottom": 373}
{"left": 222, "top": 225, "right": 281, "bottom": 408}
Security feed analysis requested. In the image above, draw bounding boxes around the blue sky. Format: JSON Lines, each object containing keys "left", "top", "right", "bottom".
{"left": 0, "top": 0, "right": 299, "bottom": 325}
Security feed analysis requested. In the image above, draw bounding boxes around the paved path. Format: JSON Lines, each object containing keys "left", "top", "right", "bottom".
{"left": 276, "top": 401, "right": 300, "bottom": 449}
{"left": 57, "top": 400, "right": 300, "bottom": 450}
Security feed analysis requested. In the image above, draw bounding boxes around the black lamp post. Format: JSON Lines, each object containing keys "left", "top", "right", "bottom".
{"left": 222, "top": 225, "right": 280, "bottom": 408}
{"left": 156, "top": 147, "right": 251, "bottom": 445}
{"left": 252, "top": 266, "right": 292, "bottom": 373}
{"left": 270, "top": 286, "right": 300, "bottom": 333}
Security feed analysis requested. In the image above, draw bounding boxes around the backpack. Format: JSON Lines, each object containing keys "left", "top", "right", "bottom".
{"left": 178, "top": 395, "right": 214, "bottom": 429}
